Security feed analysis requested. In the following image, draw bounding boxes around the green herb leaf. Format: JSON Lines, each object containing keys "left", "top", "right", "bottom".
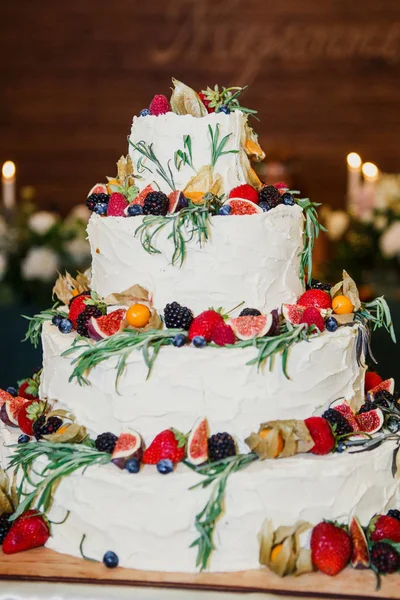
{"left": 23, "top": 304, "right": 68, "bottom": 348}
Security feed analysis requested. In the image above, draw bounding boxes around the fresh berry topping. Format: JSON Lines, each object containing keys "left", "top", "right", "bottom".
{"left": 142, "top": 429, "right": 185, "bottom": 464}
{"left": 33, "top": 415, "right": 62, "bottom": 440}
{"left": 52, "top": 314, "right": 63, "bottom": 327}
{"left": 364, "top": 371, "right": 383, "bottom": 393}
{"left": 300, "top": 307, "right": 325, "bottom": 332}
{"left": 370, "top": 515, "right": 400, "bottom": 543}
{"left": 228, "top": 184, "right": 259, "bottom": 204}
{"left": 18, "top": 434, "right": 30, "bottom": 444}
{"left": 305, "top": 416, "right": 335, "bottom": 455}
{"left": 58, "top": 318, "right": 73, "bottom": 334}
{"left": 387, "top": 509, "right": 400, "bottom": 522}
{"left": 93, "top": 202, "right": 108, "bottom": 216}
{"left": 239, "top": 308, "right": 262, "bottom": 317}
{"left": 164, "top": 302, "right": 193, "bottom": 330}
{"left": 370, "top": 542, "right": 400, "bottom": 573}
{"left": 218, "top": 205, "right": 231, "bottom": 216}
{"left": 357, "top": 401, "right": 375, "bottom": 414}
{"left": 107, "top": 192, "right": 127, "bottom": 217}
{"left": 322, "top": 408, "right": 353, "bottom": 436}
{"left": 125, "top": 458, "right": 141, "bottom": 473}
{"left": 217, "top": 104, "right": 230, "bottom": 114}
{"left": 95, "top": 432, "right": 118, "bottom": 454}
{"left": 86, "top": 193, "right": 110, "bottom": 212}
{"left": 68, "top": 292, "right": 91, "bottom": 328}
{"left": 5, "top": 386, "right": 17, "bottom": 397}
{"left": 259, "top": 185, "right": 281, "bottom": 208}
{"left": 259, "top": 201, "right": 271, "bottom": 212}
{"left": 208, "top": 432, "right": 236, "bottom": 462}
{"left": 2, "top": 510, "right": 50, "bottom": 554}
{"left": 188, "top": 310, "right": 224, "bottom": 342}
{"left": 325, "top": 316, "right": 338, "bottom": 332}
{"left": 373, "top": 390, "right": 395, "bottom": 409}
{"left": 192, "top": 335, "right": 207, "bottom": 348}
{"left": 77, "top": 306, "right": 103, "bottom": 338}
{"left": 336, "top": 441, "right": 346, "bottom": 453}
{"left": 198, "top": 92, "right": 214, "bottom": 113}
{"left": 126, "top": 303, "right": 151, "bottom": 329}
{"left": 140, "top": 108, "right": 150, "bottom": 117}
{"left": 297, "top": 289, "right": 332, "bottom": 309}
{"left": 103, "top": 550, "right": 119, "bottom": 568}
{"left": 18, "top": 378, "right": 39, "bottom": 401}
{"left": 149, "top": 94, "right": 171, "bottom": 116}
{"left": 173, "top": 333, "right": 187, "bottom": 347}
{"left": 310, "top": 522, "right": 352, "bottom": 576}
{"left": 0, "top": 514, "right": 12, "bottom": 545}
{"left": 273, "top": 181, "right": 289, "bottom": 190}
{"left": 157, "top": 458, "right": 174, "bottom": 474}
{"left": 143, "top": 191, "right": 169, "bottom": 216}
{"left": 130, "top": 185, "right": 155, "bottom": 208}
{"left": 211, "top": 323, "right": 236, "bottom": 347}
{"left": 281, "top": 192, "right": 295, "bottom": 206}
{"left": 308, "top": 279, "right": 332, "bottom": 292}
{"left": 17, "top": 399, "right": 46, "bottom": 436}
{"left": 127, "top": 204, "right": 143, "bottom": 217}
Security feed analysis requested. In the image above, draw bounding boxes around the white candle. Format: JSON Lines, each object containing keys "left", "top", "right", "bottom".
{"left": 361, "top": 162, "right": 379, "bottom": 219}
{"left": 346, "top": 152, "right": 361, "bottom": 216}
{"left": 2, "top": 161, "right": 16, "bottom": 211}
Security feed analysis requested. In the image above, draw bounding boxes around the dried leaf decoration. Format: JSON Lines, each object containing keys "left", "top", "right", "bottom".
{"left": 0, "top": 469, "right": 16, "bottom": 515}
{"left": 170, "top": 78, "right": 208, "bottom": 118}
{"left": 183, "top": 166, "right": 224, "bottom": 203}
{"left": 330, "top": 270, "right": 361, "bottom": 312}
{"left": 258, "top": 519, "right": 313, "bottom": 577}
{"left": 104, "top": 284, "right": 151, "bottom": 308}
{"left": 44, "top": 423, "right": 87, "bottom": 444}
{"left": 244, "top": 124, "right": 265, "bottom": 162}
{"left": 246, "top": 420, "right": 314, "bottom": 460}
{"left": 116, "top": 155, "right": 135, "bottom": 187}
{"left": 53, "top": 271, "right": 90, "bottom": 305}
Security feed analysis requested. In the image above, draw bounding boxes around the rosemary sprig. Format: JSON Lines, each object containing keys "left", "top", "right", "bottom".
{"left": 174, "top": 135, "right": 195, "bottom": 171}
{"left": 356, "top": 296, "right": 396, "bottom": 343}
{"left": 62, "top": 328, "right": 184, "bottom": 388}
{"left": 186, "top": 453, "right": 258, "bottom": 570}
{"left": 7, "top": 441, "right": 110, "bottom": 520}
{"left": 23, "top": 304, "right": 68, "bottom": 348}
{"left": 208, "top": 124, "right": 238, "bottom": 167}
{"left": 296, "top": 198, "right": 327, "bottom": 285}
{"left": 201, "top": 85, "right": 258, "bottom": 116}
{"left": 129, "top": 140, "right": 175, "bottom": 191}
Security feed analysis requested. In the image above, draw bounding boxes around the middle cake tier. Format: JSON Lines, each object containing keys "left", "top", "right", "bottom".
{"left": 88, "top": 204, "right": 305, "bottom": 314}
{"left": 40, "top": 322, "right": 365, "bottom": 448}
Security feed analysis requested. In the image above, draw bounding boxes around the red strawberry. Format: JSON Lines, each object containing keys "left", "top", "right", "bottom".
{"left": 107, "top": 193, "right": 127, "bottom": 217}
{"left": 305, "top": 416, "right": 335, "bottom": 455}
{"left": 17, "top": 400, "right": 46, "bottom": 436}
{"left": 228, "top": 184, "right": 259, "bottom": 204}
{"left": 0, "top": 389, "right": 14, "bottom": 407}
{"left": 149, "top": 95, "right": 171, "bottom": 116}
{"left": 370, "top": 515, "right": 400, "bottom": 543}
{"left": 364, "top": 371, "right": 383, "bottom": 393}
{"left": 212, "top": 323, "right": 236, "bottom": 346}
{"left": 18, "top": 381, "right": 38, "bottom": 401}
{"left": 311, "top": 522, "right": 352, "bottom": 576}
{"left": 188, "top": 310, "right": 225, "bottom": 342}
{"left": 2, "top": 510, "right": 50, "bottom": 554}
{"left": 297, "top": 289, "right": 332, "bottom": 310}
{"left": 198, "top": 92, "right": 214, "bottom": 113}
{"left": 142, "top": 430, "right": 185, "bottom": 464}
{"left": 300, "top": 307, "right": 325, "bottom": 332}
{"left": 68, "top": 292, "right": 90, "bottom": 328}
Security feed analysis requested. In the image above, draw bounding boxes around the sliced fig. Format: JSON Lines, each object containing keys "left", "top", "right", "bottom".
{"left": 88, "top": 183, "right": 108, "bottom": 197}
{"left": 282, "top": 304, "right": 305, "bottom": 325}
{"left": 355, "top": 408, "right": 384, "bottom": 434}
{"left": 1, "top": 396, "right": 28, "bottom": 427}
{"left": 187, "top": 417, "right": 208, "bottom": 466}
{"left": 269, "top": 309, "right": 281, "bottom": 336}
{"left": 226, "top": 198, "right": 263, "bottom": 215}
{"left": 111, "top": 432, "right": 143, "bottom": 469}
{"left": 229, "top": 314, "right": 272, "bottom": 341}
{"left": 88, "top": 309, "right": 126, "bottom": 341}
{"left": 330, "top": 399, "right": 360, "bottom": 432}
{"left": 367, "top": 378, "right": 395, "bottom": 400}
{"left": 168, "top": 190, "right": 189, "bottom": 213}
{"left": 350, "top": 516, "right": 370, "bottom": 568}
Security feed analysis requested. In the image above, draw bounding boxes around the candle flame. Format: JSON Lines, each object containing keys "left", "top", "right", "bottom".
{"left": 362, "top": 162, "right": 379, "bottom": 180}
{"left": 2, "top": 161, "right": 16, "bottom": 180}
{"left": 346, "top": 152, "right": 361, "bottom": 169}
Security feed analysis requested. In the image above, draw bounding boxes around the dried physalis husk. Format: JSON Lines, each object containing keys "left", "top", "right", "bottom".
{"left": 258, "top": 519, "right": 313, "bottom": 577}
{"left": 330, "top": 270, "right": 361, "bottom": 312}
{"left": 244, "top": 124, "right": 265, "bottom": 162}
{"left": 117, "top": 155, "right": 134, "bottom": 186}
{"left": 239, "top": 150, "right": 263, "bottom": 189}
{"left": 170, "top": 78, "right": 208, "bottom": 118}
{"left": 104, "top": 284, "right": 151, "bottom": 308}
{"left": 183, "top": 166, "right": 224, "bottom": 204}
{"left": 122, "top": 308, "right": 162, "bottom": 334}
{"left": 53, "top": 271, "right": 90, "bottom": 305}
{"left": 0, "top": 469, "right": 9, "bottom": 495}
{"left": 43, "top": 423, "right": 87, "bottom": 444}
{"left": 0, "top": 470, "right": 14, "bottom": 515}
{"left": 245, "top": 419, "right": 314, "bottom": 460}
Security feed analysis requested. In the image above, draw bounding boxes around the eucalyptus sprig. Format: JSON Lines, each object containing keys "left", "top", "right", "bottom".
{"left": 185, "top": 453, "right": 258, "bottom": 570}
{"left": 63, "top": 328, "right": 184, "bottom": 388}
{"left": 356, "top": 296, "right": 396, "bottom": 343}
{"left": 7, "top": 441, "right": 110, "bottom": 520}
{"left": 174, "top": 135, "right": 195, "bottom": 171}
{"left": 23, "top": 304, "right": 68, "bottom": 348}
{"left": 128, "top": 140, "right": 175, "bottom": 191}
{"left": 296, "top": 198, "right": 327, "bottom": 285}
{"left": 208, "top": 124, "right": 238, "bottom": 167}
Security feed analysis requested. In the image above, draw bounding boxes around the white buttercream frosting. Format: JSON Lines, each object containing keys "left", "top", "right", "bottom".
{"left": 88, "top": 205, "right": 305, "bottom": 315}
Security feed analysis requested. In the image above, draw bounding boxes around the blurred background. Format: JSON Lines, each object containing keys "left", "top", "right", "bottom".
{"left": 0, "top": 0, "right": 399, "bottom": 385}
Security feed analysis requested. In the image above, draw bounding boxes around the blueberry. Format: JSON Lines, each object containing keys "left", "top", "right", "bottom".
{"left": 173, "top": 333, "right": 187, "bottom": 348}
{"left": 6, "top": 386, "right": 17, "bottom": 397}
{"left": 217, "top": 105, "right": 230, "bottom": 114}
{"left": 127, "top": 204, "right": 143, "bottom": 217}
{"left": 336, "top": 442, "right": 346, "bottom": 453}
{"left": 281, "top": 192, "right": 295, "bottom": 206}
{"left": 259, "top": 201, "right": 271, "bottom": 212}
{"left": 58, "top": 318, "right": 73, "bottom": 334}
{"left": 192, "top": 335, "right": 207, "bottom": 348}
{"left": 326, "top": 317, "right": 338, "bottom": 332}
{"left": 218, "top": 205, "right": 231, "bottom": 216}
{"left": 52, "top": 314, "right": 63, "bottom": 327}
{"left": 18, "top": 434, "right": 30, "bottom": 444}
{"left": 140, "top": 108, "right": 151, "bottom": 117}
{"left": 125, "top": 458, "right": 140, "bottom": 473}
{"left": 157, "top": 458, "right": 174, "bottom": 474}
{"left": 103, "top": 550, "right": 119, "bottom": 568}
{"left": 93, "top": 202, "right": 108, "bottom": 216}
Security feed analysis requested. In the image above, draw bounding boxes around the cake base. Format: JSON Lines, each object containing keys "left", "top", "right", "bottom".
{"left": 0, "top": 547, "right": 398, "bottom": 598}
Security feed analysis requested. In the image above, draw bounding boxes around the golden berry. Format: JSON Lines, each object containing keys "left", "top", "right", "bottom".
{"left": 126, "top": 303, "right": 151, "bottom": 328}
{"left": 270, "top": 543, "right": 284, "bottom": 562}
{"left": 259, "top": 428, "right": 284, "bottom": 457}
{"left": 332, "top": 295, "right": 354, "bottom": 315}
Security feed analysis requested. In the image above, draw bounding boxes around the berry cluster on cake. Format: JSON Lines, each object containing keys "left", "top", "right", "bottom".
{"left": 0, "top": 79, "right": 399, "bottom": 583}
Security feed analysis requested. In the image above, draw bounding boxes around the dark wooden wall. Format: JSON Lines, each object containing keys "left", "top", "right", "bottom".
{"left": 1, "top": 0, "right": 400, "bottom": 211}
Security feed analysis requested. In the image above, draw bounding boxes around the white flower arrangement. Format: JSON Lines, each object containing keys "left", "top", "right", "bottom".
{"left": 28, "top": 211, "right": 59, "bottom": 236}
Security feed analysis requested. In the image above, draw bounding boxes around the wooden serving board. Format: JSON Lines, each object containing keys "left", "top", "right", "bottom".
{"left": 1, "top": 548, "right": 400, "bottom": 599}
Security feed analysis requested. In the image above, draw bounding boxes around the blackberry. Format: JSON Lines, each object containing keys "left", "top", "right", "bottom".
{"left": 371, "top": 541, "right": 400, "bottom": 574}
{"left": 387, "top": 509, "right": 400, "bottom": 522}
{"left": 208, "top": 432, "right": 237, "bottom": 462}
{"left": 76, "top": 305, "right": 103, "bottom": 338}
{"left": 373, "top": 390, "right": 395, "bottom": 409}
{"left": 95, "top": 432, "right": 118, "bottom": 453}
{"left": 308, "top": 279, "right": 332, "bottom": 292}
{"left": 164, "top": 302, "right": 194, "bottom": 330}
{"left": 143, "top": 191, "right": 169, "bottom": 216}
{"left": 358, "top": 401, "right": 375, "bottom": 414}
{"left": 258, "top": 185, "right": 281, "bottom": 208}
{"left": 33, "top": 416, "right": 62, "bottom": 440}
{"left": 86, "top": 193, "right": 110, "bottom": 212}
{"left": 0, "top": 513, "right": 12, "bottom": 545}
{"left": 322, "top": 409, "right": 353, "bottom": 436}
{"left": 239, "top": 308, "right": 261, "bottom": 317}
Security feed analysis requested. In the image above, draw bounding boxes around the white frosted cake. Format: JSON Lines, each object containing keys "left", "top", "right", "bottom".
{"left": 0, "top": 79, "right": 398, "bottom": 582}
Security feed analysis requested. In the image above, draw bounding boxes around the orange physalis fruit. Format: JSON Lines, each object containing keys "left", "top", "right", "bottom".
{"left": 259, "top": 428, "right": 284, "bottom": 457}
{"left": 332, "top": 295, "right": 354, "bottom": 315}
{"left": 126, "top": 303, "right": 151, "bottom": 328}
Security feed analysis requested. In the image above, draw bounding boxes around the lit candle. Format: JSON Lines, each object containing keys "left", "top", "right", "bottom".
{"left": 346, "top": 152, "right": 361, "bottom": 215}
{"left": 2, "top": 161, "right": 16, "bottom": 211}
{"left": 361, "top": 162, "right": 379, "bottom": 218}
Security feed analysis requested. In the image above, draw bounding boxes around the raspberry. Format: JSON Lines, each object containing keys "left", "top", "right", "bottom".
{"left": 273, "top": 181, "right": 289, "bottom": 191}
{"left": 228, "top": 184, "right": 259, "bottom": 204}
{"left": 300, "top": 307, "right": 325, "bottom": 332}
{"left": 107, "top": 193, "right": 127, "bottom": 217}
{"left": 198, "top": 92, "right": 214, "bottom": 113}
{"left": 212, "top": 323, "right": 236, "bottom": 347}
{"left": 149, "top": 95, "right": 171, "bottom": 116}
{"left": 305, "top": 416, "right": 335, "bottom": 455}
{"left": 188, "top": 310, "right": 224, "bottom": 342}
